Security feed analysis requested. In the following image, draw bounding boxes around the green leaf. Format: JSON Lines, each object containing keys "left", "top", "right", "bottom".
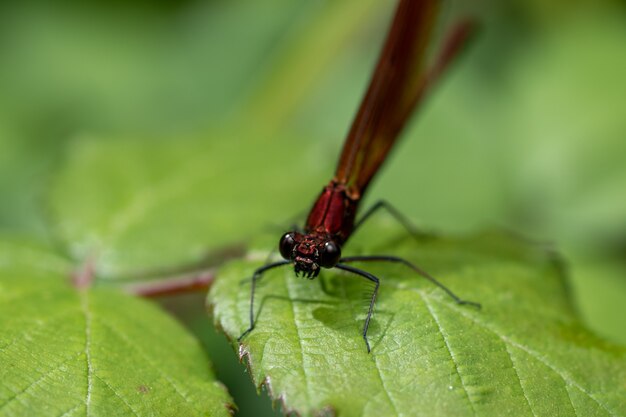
{"left": 0, "top": 239, "right": 233, "bottom": 416}
{"left": 48, "top": 135, "right": 331, "bottom": 278}
{"left": 209, "top": 226, "right": 626, "bottom": 416}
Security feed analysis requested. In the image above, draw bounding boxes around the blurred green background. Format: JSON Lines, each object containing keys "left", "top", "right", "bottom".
{"left": 1, "top": 0, "right": 625, "bottom": 415}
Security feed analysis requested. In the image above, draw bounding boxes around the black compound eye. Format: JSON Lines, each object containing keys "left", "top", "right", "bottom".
{"left": 319, "top": 241, "right": 341, "bottom": 268}
{"left": 279, "top": 232, "right": 297, "bottom": 260}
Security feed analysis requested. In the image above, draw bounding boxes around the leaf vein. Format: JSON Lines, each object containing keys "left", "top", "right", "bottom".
{"left": 504, "top": 343, "right": 537, "bottom": 417}
{"left": 57, "top": 402, "right": 83, "bottom": 417}
{"left": 0, "top": 309, "right": 75, "bottom": 354}
{"left": 93, "top": 374, "right": 140, "bottom": 417}
{"left": 422, "top": 295, "right": 476, "bottom": 416}
{"left": 97, "top": 319, "right": 204, "bottom": 414}
{"left": 565, "top": 385, "right": 581, "bottom": 417}
{"left": 285, "top": 275, "right": 311, "bottom": 408}
{"left": 0, "top": 352, "right": 81, "bottom": 412}
{"left": 80, "top": 292, "right": 94, "bottom": 417}
{"left": 339, "top": 277, "right": 399, "bottom": 416}
{"left": 433, "top": 297, "right": 617, "bottom": 417}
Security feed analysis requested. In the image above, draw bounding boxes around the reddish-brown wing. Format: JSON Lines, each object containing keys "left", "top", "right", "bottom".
{"left": 334, "top": 0, "right": 474, "bottom": 197}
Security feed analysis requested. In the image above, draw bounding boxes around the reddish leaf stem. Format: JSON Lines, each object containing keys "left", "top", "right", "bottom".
{"left": 72, "top": 257, "right": 97, "bottom": 289}
{"left": 123, "top": 270, "right": 216, "bottom": 297}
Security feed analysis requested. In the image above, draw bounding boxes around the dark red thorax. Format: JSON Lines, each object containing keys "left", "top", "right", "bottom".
{"left": 304, "top": 181, "right": 359, "bottom": 246}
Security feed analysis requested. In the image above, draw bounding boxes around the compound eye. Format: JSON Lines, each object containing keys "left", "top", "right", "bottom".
{"left": 319, "top": 241, "right": 341, "bottom": 268}
{"left": 279, "top": 232, "right": 297, "bottom": 260}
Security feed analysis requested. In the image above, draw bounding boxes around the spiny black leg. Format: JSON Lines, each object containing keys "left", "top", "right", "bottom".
{"left": 353, "top": 200, "right": 431, "bottom": 240}
{"left": 238, "top": 260, "right": 290, "bottom": 342}
{"left": 340, "top": 255, "right": 481, "bottom": 308}
{"left": 335, "top": 264, "right": 380, "bottom": 353}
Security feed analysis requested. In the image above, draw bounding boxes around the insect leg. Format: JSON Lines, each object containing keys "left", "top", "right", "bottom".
{"left": 334, "top": 263, "right": 380, "bottom": 353}
{"left": 238, "top": 260, "right": 290, "bottom": 341}
{"left": 353, "top": 200, "right": 431, "bottom": 240}
{"left": 340, "top": 255, "right": 480, "bottom": 308}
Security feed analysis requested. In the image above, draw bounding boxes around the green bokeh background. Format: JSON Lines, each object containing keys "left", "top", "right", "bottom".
{"left": 1, "top": 1, "right": 625, "bottom": 415}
